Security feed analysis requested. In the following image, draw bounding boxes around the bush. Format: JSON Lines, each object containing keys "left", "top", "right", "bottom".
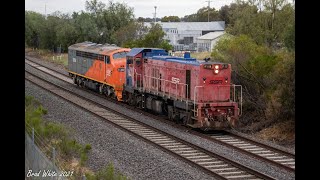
{"left": 25, "top": 95, "right": 92, "bottom": 168}
{"left": 86, "top": 163, "right": 127, "bottom": 180}
{"left": 211, "top": 35, "right": 295, "bottom": 130}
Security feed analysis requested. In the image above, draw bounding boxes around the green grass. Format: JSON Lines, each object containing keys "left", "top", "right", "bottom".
{"left": 25, "top": 48, "right": 68, "bottom": 68}
{"left": 25, "top": 95, "right": 91, "bottom": 169}
{"left": 86, "top": 163, "right": 128, "bottom": 180}
{"left": 25, "top": 95, "right": 128, "bottom": 179}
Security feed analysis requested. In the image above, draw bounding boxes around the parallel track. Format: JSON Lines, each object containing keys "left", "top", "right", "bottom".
{"left": 197, "top": 131, "right": 295, "bottom": 172}
{"left": 25, "top": 56, "right": 294, "bottom": 176}
{"left": 25, "top": 66, "right": 273, "bottom": 180}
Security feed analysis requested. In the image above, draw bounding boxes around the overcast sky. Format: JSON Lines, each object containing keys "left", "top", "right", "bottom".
{"left": 25, "top": 0, "right": 234, "bottom": 18}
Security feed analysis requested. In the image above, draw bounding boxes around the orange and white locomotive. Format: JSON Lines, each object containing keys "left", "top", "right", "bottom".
{"left": 68, "top": 42, "right": 130, "bottom": 101}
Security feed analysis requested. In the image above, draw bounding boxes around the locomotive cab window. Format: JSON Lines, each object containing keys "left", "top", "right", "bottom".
{"left": 135, "top": 57, "right": 141, "bottom": 66}
{"left": 105, "top": 56, "right": 110, "bottom": 64}
{"left": 113, "top": 52, "right": 127, "bottom": 60}
{"left": 127, "top": 57, "right": 133, "bottom": 64}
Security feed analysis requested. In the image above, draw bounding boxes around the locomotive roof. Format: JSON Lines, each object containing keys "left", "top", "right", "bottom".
{"left": 151, "top": 56, "right": 226, "bottom": 66}
{"left": 68, "top": 41, "right": 122, "bottom": 54}
{"left": 127, "top": 48, "right": 168, "bottom": 57}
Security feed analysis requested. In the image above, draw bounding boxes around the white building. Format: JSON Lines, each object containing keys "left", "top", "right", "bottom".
{"left": 145, "top": 21, "right": 225, "bottom": 51}
{"left": 196, "top": 31, "right": 226, "bottom": 52}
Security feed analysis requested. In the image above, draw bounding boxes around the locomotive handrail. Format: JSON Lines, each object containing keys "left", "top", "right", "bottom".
{"left": 234, "top": 84, "right": 242, "bottom": 116}
{"left": 194, "top": 86, "right": 203, "bottom": 117}
{"left": 143, "top": 75, "right": 189, "bottom": 106}
{"left": 133, "top": 68, "right": 142, "bottom": 90}
{"left": 193, "top": 84, "right": 242, "bottom": 117}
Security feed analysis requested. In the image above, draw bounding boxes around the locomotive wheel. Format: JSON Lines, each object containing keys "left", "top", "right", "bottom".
{"left": 128, "top": 93, "right": 136, "bottom": 106}
{"left": 73, "top": 76, "right": 77, "bottom": 84}
{"left": 106, "top": 87, "right": 112, "bottom": 97}
{"left": 79, "top": 80, "right": 84, "bottom": 88}
{"left": 168, "top": 106, "right": 173, "bottom": 120}
{"left": 182, "top": 116, "right": 188, "bottom": 125}
{"left": 182, "top": 113, "right": 191, "bottom": 125}
{"left": 174, "top": 114, "right": 180, "bottom": 124}
{"left": 99, "top": 84, "right": 104, "bottom": 94}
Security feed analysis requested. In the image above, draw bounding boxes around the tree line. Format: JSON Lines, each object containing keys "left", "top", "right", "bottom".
{"left": 25, "top": 0, "right": 172, "bottom": 52}
{"left": 211, "top": 0, "right": 295, "bottom": 130}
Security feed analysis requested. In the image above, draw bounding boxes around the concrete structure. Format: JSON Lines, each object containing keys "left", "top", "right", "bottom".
{"left": 145, "top": 21, "right": 225, "bottom": 51}
{"left": 196, "top": 31, "right": 226, "bottom": 52}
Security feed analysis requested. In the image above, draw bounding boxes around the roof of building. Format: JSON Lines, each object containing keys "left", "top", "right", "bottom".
{"left": 144, "top": 21, "right": 225, "bottom": 31}
{"left": 196, "top": 31, "right": 225, "bottom": 40}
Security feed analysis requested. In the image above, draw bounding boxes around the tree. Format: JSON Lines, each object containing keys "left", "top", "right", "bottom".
{"left": 56, "top": 19, "right": 78, "bottom": 51}
{"left": 219, "top": 5, "right": 231, "bottom": 25}
{"left": 137, "top": 17, "right": 145, "bottom": 22}
{"left": 183, "top": 7, "right": 220, "bottom": 22}
{"left": 73, "top": 12, "right": 99, "bottom": 43}
{"left": 25, "top": 11, "right": 46, "bottom": 48}
{"left": 161, "top": 16, "right": 180, "bottom": 22}
{"left": 25, "top": 0, "right": 135, "bottom": 51}
{"left": 112, "top": 22, "right": 148, "bottom": 46}
{"left": 284, "top": 23, "right": 295, "bottom": 51}
{"left": 124, "top": 23, "right": 173, "bottom": 51}
{"left": 226, "top": 0, "right": 294, "bottom": 48}
{"left": 211, "top": 34, "right": 295, "bottom": 128}
{"left": 85, "top": 0, "right": 106, "bottom": 15}
{"left": 84, "top": 0, "right": 135, "bottom": 44}
{"left": 263, "top": 0, "right": 286, "bottom": 30}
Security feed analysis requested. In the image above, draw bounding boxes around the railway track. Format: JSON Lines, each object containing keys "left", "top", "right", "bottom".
{"left": 25, "top": 66, "right": 273, "bottom": 180}
{"left": 25, "top": 57, "right": 294, "bottom": 177}
{"left": 210, "top": 132, "right": 294, "bottom": 170}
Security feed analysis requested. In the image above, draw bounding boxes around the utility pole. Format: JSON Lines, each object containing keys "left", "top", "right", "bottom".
{"left": 205, "top": 0, "right": 212, "bottom": 22}
{"left": 44, "top": 2, "right": 47, "bottom": 19}
{"left": 154, "top": 6, "right": 157, "bottom": 23}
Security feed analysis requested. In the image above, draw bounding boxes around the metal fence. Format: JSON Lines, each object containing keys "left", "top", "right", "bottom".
{"left": 25, "top": 131, "right": 65, "bottom": 180}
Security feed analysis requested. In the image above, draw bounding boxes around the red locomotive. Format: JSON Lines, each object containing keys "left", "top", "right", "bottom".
{"left": 123, "top": 48, "right": 242, "bottom": 130}
{"left": 68, "top": 43, "right": 242, "bottom": 130}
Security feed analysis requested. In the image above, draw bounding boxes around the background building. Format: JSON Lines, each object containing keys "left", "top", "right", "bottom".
{"left": 196, "top": 31, "right": 226, "bottom": 52}
{"left": 145, "top": 21, "right": 225, "bottom": 51}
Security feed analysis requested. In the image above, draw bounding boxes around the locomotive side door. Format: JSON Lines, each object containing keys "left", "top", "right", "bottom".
{"left": 186, "top": 70, "right": 191, "bottom": 98}
{"left": 133, "top": 54, "right": 143, "bottom": 88}
{"left": 126, "top": 57, "right": 133, "bottom": 87}
{"left": 104, "top": 55, "right": 111, "bottom": 83}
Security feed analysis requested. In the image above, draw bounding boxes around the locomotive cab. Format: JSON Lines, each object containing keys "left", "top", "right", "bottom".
{"left": 192, "top": 61, "right": 242, "bottom": 129}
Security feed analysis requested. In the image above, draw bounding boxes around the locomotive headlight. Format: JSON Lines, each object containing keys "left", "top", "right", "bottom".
{"left": 214, "top": 69, "right": 219, "bottom": 74}
{"left": 214, "top": 65, "right": 219, "bottom": 69}
{"left": 204, "top": 64, "right": 212, "bottom": 69}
